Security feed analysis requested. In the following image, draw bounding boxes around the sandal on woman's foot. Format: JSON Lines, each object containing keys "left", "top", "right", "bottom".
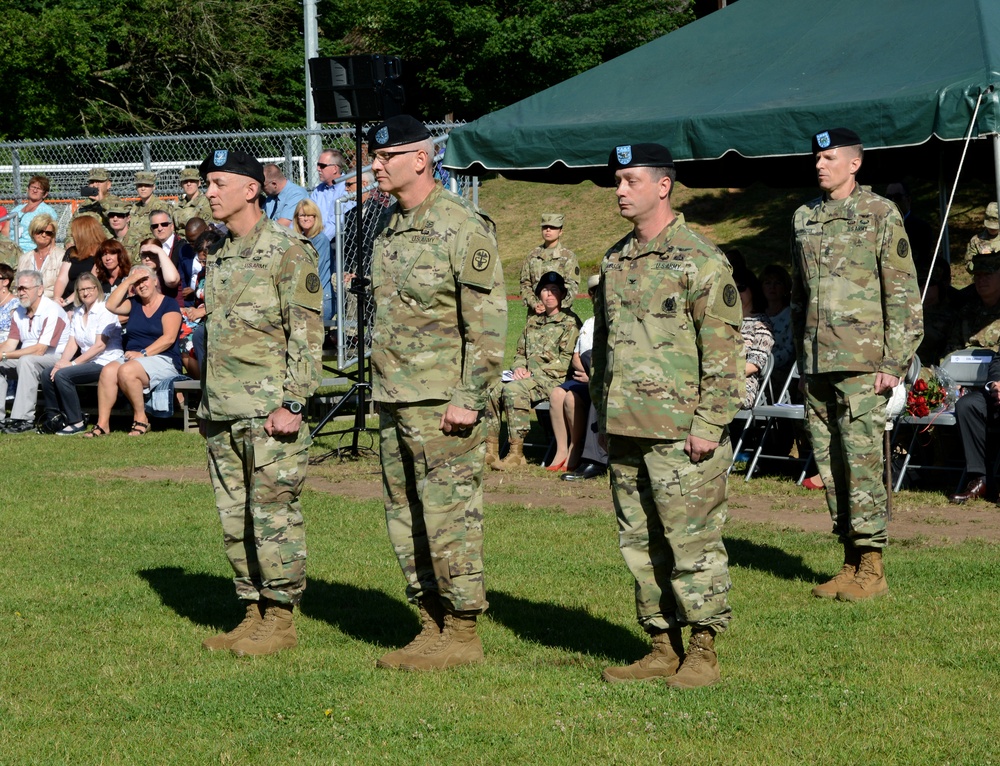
{"left": 84, "top": 425, "right": 108, "bottom": 439}
{"left": 128, "top": 421, "right": 150, "bottom": 437}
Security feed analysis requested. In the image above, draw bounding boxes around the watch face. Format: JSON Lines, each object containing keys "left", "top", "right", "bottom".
{"left": 283, "top": 401, "right": 303, "bottom": 414}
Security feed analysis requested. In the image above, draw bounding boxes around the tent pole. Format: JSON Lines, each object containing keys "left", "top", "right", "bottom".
{"left": 994, "top": 133, "right": 1000, "bottom": 212}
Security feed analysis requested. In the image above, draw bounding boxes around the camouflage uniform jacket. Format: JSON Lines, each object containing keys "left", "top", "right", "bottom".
{"left": 197, "top": 213, "right": 323, "bottom": 421}
{"left": 512, "top": 309, "right": 580, "bottom": 388}
{"left": 74, "top": 195, "right": 120, "bottom": 237}
{"left": 590, "top": 213, "right": 744, "bottom": 442}
{"left": 791, "top": 184, "right": 922, "bottom": 379}
{"left": 965, "top": 230, "right": 1000, "bottom": 262}
{"left": 129, "top": 197, "right": 172, "bottom": 239}
{"left": 520, "top": 242, "right": 580, "bottom": 311}
{"left": 946, "top": 286, "right": 1000, "bottom": 352}
{"left": 117, "top": 228, "right": 145, "bottom": 264}
{"left": 370, "top": 182, "right": 507, "bottom": 410}
{"left": 0, "top": 238, "right": 21, "bottom": 268}
{"left": 174, "top": 193, "right": 214, "bottom": 228}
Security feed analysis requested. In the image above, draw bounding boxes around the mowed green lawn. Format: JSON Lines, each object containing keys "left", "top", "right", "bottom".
{"left": 1, "top": 429, "right": 998, "bottom": 765}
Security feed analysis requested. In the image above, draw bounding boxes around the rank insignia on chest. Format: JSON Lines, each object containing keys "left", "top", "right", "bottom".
{"left": 661, "top": 297, "right": 676, "bottom": 314}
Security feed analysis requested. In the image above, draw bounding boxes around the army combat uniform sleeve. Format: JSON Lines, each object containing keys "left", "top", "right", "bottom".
{"left": 520, "top": 251, "right": 540, "bottom": 312}
{"left": 689, "top": 258, "right": 744, "bottom": 442}
{"left": 276, "top": 242, "right": 324, "bottom": 404}
{"left": 451, "top": 217, "right": 507, "bottom": 412}
{"left": 877, "top": 207, "right": 923, "bottom": 379}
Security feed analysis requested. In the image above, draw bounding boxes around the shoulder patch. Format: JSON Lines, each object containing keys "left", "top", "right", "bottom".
{"left": 723, "top": 284, "right": 738, "bottom": 307}
{"left": 897, "top": 239, "right": 909, "bottom": 258}
{"left": 458, "top": 226, "right": 500, "bottom": 291}
{"left": 306, "top": 273, "right": 321, "bottom": 293}
{"left": 471, "top": 249, "right": 492, "bottom": 272}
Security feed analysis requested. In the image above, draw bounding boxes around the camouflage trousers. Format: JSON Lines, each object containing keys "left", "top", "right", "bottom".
{"left": 379, "top": 401, "right": 488, "bottom": 614}
{"left": 206, "top": 418, "right": 310, "bottom": 605}
{"left": 609, "top": 435, "right": 733, "bottom": 634}
{"left": 804, "top": 372, "right": 889, "bottom": 548}
{"left": 486, "top": 377, "right": 550, "bottom": 441}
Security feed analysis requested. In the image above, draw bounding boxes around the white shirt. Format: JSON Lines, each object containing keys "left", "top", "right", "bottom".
{"left": 70, "top": 301, "right": 123, "bottom": 366}
{"left": 574, "top": 317, "right": 594, "bottom": 355}
{"left": 10, "top": 295, "right": 70, "bottom": 355}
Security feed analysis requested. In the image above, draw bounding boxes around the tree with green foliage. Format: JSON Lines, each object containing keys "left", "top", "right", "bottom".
{"left": 0, "top": 0, "right": 309, "bottom": 139}
{"left": 324, "top": 0, "right": 695, "bottom": 120}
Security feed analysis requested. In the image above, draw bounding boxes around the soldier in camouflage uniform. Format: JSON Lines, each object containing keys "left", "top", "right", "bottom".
{"left": 368, "top": 115, "right": 506, "bottom": 672}
{"left": 0, "top": 238, "right": 20, "bottom": 268}
{"left": 196, "top": 149, "right": 323, "bottom": 657}
{"left": 73, "top": 168, "right": 119, "bottom": 237}
{"left": 129, "top": 171, "right": 171, "bottom": 240}
{"left": 591, "top": 143, "right": 744, "bottom": 690}
{"left": 174, "top": 167, "right": 215, "bottom": 228}
{"left": 944, "top": 250, "right": 1000, "bottom": 503}
{"left": 520, "top": 213, "right": 579, "bottom": 314}
{"left": 105, "top": 199, "right": 144, "bottom": 264}
{"left": 791, "top": 128, "right": 922, "bottom": 602}
{"left": 964, "top": 202, "right": 999, "bottom": 263}
{"left": 488, "top": 270, "right": 579, "bottom": 470}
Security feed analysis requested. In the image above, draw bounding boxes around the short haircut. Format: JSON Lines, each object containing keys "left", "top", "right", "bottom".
{"left": 264, "top": 163, "right": 285, "bottom": 182}
{"left": 29, "top": 213, "right": 55, "bottom": 237}
{"left": 28, "top": 175, "right": 50, "bottom": 195}
{"left": 642, "top": 165, "right": 677, "bottom": 196}
{"left": 193, "top": 228, "right": 224, "bottom": 254}
{"left": 320, "top": 149, "right": 345, "bottom": 167}
{"left": 149, "top": 210, "right": 172, "bottom": 223}
{"left": 73, "top": 271, "right": 105, "bottom": 304}
{"left": 14, "top": 269, "right": 44, "bottom": 288}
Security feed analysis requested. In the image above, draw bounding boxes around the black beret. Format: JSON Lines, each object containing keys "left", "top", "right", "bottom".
{"left": 199, "top": 150, "right": 265, "bottom": 186}
{"left": 812, "top": 128, "right": 862, "bottom": 154}
{"left": 368, "top": 115, "right": 432, "bottom": 152}
{"left": 535, "top": 271, "right": 566, "bottom": 297}
{"left": 608, "top": 143, "right": 674, "bottom": 171}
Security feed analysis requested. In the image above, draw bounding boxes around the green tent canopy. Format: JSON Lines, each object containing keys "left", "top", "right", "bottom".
{"left": 444, "top": 0, "right": 1000, "bottom": 187}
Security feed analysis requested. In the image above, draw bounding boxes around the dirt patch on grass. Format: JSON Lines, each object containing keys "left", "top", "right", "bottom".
{"left": 125, "top": 457, "right": 1000, "bottom": 546}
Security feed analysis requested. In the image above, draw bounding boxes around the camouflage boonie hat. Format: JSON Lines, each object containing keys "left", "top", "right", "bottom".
{"left": 968, "top": 251, "right": 1000, "bottom": 274}
{"left": 105, "top": 199, "right": 131, "bottom": 216}
{"left": 985, "top": 201, "right": 999, "bottom": 229}
{"left": 135, "top": 171, "right": 156, "bottom": 185}
{"left": 88, "top": 167, "right": 110, "bottom": 182}
{"left": 540, "top": 213, "right": 564, "bottom": 228}
{"left": 178, "top": 168, "right": 201, "bottom": 182}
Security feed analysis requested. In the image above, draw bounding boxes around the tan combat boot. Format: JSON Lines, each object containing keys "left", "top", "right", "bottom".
{"left": 230, "top": 601, "right": 298, "bottom": 656}
{"left": 836, "top": 547, "right": 889, "bottom": 601}
{"left": 601, "top": 628, "right": 685, "bottom": 683}
{"left": 399, "top": 612, "right": 484, "bottom": 671}
{"left": 666, "top": 628, "right": 721, "bottom": 690}
{"left": 376, "top": 598, "right": 445, "bottom": 669}
{"left": 202, "top": 600, "right": 263, "bottom": 651}
{"left": 485, "top": 436, "right": 500, "bottom": 467}
{"left": 491, "top": 440, "right": 526, "bottom": 471}
{"left": 811, "top": 545, "right": 861, "bottom": 599}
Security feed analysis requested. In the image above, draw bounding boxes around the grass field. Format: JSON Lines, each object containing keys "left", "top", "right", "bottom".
{"left": 1, "top": 431, "right": 998, "bottom": 765}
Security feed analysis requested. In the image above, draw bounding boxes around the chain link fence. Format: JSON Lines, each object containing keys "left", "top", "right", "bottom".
{"left": 0, "top": 123, "right": 477, "bottom": 369}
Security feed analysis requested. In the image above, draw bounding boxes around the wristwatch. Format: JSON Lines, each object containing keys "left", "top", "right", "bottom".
{"left": 281, "top": 400, "right": 304, "bottom": 415}
{"left": 140, "top": 349, "right": 148, "bottom": 357}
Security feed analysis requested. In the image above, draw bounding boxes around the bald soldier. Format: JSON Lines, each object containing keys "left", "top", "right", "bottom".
{"left": 196, "top": 149, "right": 323, "bottom": 656}
{"left": 368, "top": 115, "right": 506, "bottom": 672}
{"left": 791, "top": 128, "right": 922, "bottom": 601}
{"left": 591, "top": 143, "right": 744, "bottom": 689}
{"left": 519, "top": 213, "right": 579, "bottom": 314}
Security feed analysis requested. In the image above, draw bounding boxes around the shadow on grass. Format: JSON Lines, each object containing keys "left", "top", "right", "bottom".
{"left": 487, "top": 590, "right": 647, "bottom": 662}
{"left": 138, "top": 566, "right": 416, "bottom": 647}
{"left": 724, "top": 535, "right": 826, "bottom": 583}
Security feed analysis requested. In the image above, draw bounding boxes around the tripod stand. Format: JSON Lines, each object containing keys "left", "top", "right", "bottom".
{"left": 309, "top": 123, "right": 378, "bottom": 460}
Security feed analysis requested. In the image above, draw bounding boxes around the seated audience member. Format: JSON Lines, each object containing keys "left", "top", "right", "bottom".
{"left": 85, "top": 265, "right": 182, "bottom": 438}
{"left": 487, "top": 271, "right": 580, "bottom": 471}
{"left": 734, "top": 266, "right": 774, "bottom": 410}
{"left": 0, "top": 269, "right": 70, "bottom": 433}
{"left": 148, "top": 210, "right": 190, "bottom": 301}
{"left": 263, "top": 163, "right": 309, "bottom": 228}
{"left": 40, "top": 273, "right": 124, "bottom": 435}
{"left": 0, "top": 264, "right": 18, "bottom": 343}
{"left": 17, "top": 214, "right": 63, "bottom": 298}
{"left": 54, "top": 215, "right": 105, "bottom": 310}
{"left": 179, "top": 228, "right": 222, "bottom": 380}
{"left": 944, "top": 250, "right": 1000, "bottom": 503}
{"left": 180, "top": 218, "right": 209, "bottom": 303}
{"left": 760, "top": 263, "right": 794, "bottom": 372}
{"left": 549, "top": 274, "right": 600, "bottom": 473}
{"left": 137, "top": 238, "right": 182, "bottom": 305}
{"left": 965, "top": 202, "right": 1000, "bottom": 264}
{"left": 95, "top": 238, "right": 132, "bottom": 293}
{"left": 11, "top": 174, "right": 58, "bottom": 254}
{"left": 293, "top": 199, "right": 333, "bottom": 321}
